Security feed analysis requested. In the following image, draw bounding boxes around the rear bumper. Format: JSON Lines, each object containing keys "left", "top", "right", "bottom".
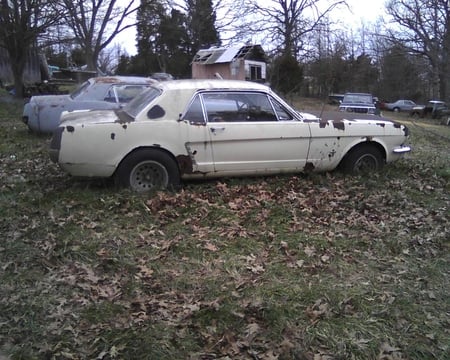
{"left": 49, "top": 127, "right": 63, "bottom": 163}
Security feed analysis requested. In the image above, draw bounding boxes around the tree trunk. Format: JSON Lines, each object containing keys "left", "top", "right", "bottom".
{"left": 84, "top": 48, "right": 97, "bottom": 71}
{"left": 10, "top": 54, "right": 26, "bottom": 98}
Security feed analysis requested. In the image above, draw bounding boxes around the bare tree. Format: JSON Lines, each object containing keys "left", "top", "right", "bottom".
{"left": 60, "top": 0, "right": 140, "bottom": 71}
{"left": 386, "top": 0, "right": 450, "bottom": 100}
{"left": 236, "top": 0, "right": 347, "bottom": 58}
{"left": 0, "top": 0, "right": 62, "bottom": 97}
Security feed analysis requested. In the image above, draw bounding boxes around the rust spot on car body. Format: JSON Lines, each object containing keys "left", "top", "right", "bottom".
{"left": 67, "top": 126, "right": 75, "bottom": 132}
{"left": 111, "top": 133, "right": 115, "bottom": 140}
{"left": 304, "top": 162, "right": 315, "bottom": 172}
{"left": 92, "top": 76, "right": 157, "bottom": 85}
{"left": 376, "top": 123, "right": 386, "bottom": 127}
{"left": 115, "top": 109, "right": 135, "bottom": 124}
{"left": 318, "top": 120, "right": 345, "bottom": 130}
{"left": 176, "top": 154, "right": 193, "bottom": 174}
{"left": 332, "top": 120, "right": 345, "bottom": 130}
{"left": 94, "top": 77, "right": 121, "bottom": 84}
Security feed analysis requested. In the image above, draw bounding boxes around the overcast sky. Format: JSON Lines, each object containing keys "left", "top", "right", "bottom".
{"left": 113, "top": 0, "right": 387, "bottom": 56}
{"left": 342, "top": 0, "right": 386, "bottom": 23}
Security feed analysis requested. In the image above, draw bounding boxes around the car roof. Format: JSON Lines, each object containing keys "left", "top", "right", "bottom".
{"left": 88, "top": 76, "right": 157, "bottom": 85}
{"left": 151, "top": 79, "right": 271, "bottom": 92}
{"left": 344, "top": 92, "right": 373, "bottom": 96}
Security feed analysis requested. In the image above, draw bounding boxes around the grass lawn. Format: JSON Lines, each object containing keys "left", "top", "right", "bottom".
{"left": 1, "top": 93, "right": 449, "bottom": 359}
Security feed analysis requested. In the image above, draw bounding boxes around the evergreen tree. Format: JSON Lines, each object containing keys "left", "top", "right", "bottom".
{"left": 185, "top": 0, "right": 221, "bottom": 55}
{"left": 379, "top": 45, "right": 422, "bottom": 101}
{"left": 133, "top": 0, "right": 192, "bottom": 77}
{"left": 269, "top": 54, "right": 303, "bottom": 96}
{"left": 134, "top": 0, "right": 167, "bottom": 75}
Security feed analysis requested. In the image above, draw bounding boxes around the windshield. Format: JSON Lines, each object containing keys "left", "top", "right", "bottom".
{"left": 123, "top": 86, "right": 162, "bottom": 118}
{"left": 343, "top": 94, "right": 373, "bottom": 104}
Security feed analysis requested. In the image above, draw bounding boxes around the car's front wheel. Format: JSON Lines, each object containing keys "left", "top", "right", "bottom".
{"left": 341, "top": 145, "right": 384, "bottom": 174}
{"left": 115, "top": 149, "right": 180, "bottom": 191}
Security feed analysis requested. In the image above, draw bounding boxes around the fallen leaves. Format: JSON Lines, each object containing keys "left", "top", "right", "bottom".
{"left": 1, "top": 114, "right": 449, "bottom": 359}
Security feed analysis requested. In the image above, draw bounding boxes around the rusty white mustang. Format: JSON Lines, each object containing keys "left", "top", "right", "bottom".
{"left": 49, "top": 80, "right": 411, "bottom": 191}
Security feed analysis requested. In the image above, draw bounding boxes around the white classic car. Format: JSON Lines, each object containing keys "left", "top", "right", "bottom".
{"left": 23, "top": 76, "right": 156, "bottom": 133}
{"left": 49, "top": 80, "right": 411, "bottom": 191}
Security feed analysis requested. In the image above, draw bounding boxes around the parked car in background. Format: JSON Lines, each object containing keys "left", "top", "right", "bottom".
{"left": 339, "top": 92, "right": 379, "bottom": 115}
{"left": 23, "top": 76, "right": 156, "bottom": 133}
{"left": 150, "top": 72, "right": 174, "bottom": 81}
{"left": 328, "top": 93, "right": 344, "bottom": 105}
{"left": 50, "top": 79, "right": 411, "bottom": 192}
{"left": 384, "top": 99, "right": 416, "bottom": 112}
{"left": 409, "top": 100, "right": 448, "bottom": 119}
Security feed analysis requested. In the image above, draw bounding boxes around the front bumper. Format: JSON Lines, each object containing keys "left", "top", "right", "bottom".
{"left": 393, "top": 145, "right": 411, "bottom": 154}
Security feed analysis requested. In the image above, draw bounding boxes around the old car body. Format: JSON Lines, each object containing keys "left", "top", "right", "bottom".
{"left": 339, "top": 92, "right": 378, "bottom": 115}
{"left": 384, "top": 99, "right": 416, "bottom": 112}
{"left": 49, "top": 80, "right": 411, "bottom": 191}
{"left": 23, "top": 76, "right": 156, "bottom": 133}
{"left": 410, "top": 100, "right": 449, "bottom": 119}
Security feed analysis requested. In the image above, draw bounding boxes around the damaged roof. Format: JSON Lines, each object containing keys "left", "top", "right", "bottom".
{"left": 192, "top": 45, "right": 266, "bottom": 65}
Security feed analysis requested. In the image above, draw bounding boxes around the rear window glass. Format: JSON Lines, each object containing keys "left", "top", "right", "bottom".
{"left": 342, "top": 94, "right": 373, "bottom": 104}
{"left": 123, "top": 87, "right": 162, "bottom": 118}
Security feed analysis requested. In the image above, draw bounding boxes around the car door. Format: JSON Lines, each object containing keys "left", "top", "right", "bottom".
{"left": 182, "top": 95, "right": 215, "bottom": 173}
{"left": 200, "top": 91, "right": 311, "bottom": 174}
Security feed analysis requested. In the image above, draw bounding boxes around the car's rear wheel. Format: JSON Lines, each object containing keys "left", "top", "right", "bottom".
{"left": 393, "top": 107, "right": 400, "bottom": 112}
{"left": 341, "top": 145, "right": 384, "bottom": 174}
{"left": 115, "top": 149, "right": 180, "bottom": 191}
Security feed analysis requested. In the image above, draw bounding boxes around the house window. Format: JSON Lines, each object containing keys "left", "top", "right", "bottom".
{"left": 250, "top": 65, "right": 262, "bottom": 81}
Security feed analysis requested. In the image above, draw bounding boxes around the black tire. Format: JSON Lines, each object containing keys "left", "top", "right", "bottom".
{"left": 341, "top": 145, "right": 384, "bottom": 174}
{"left": 393, "top": 107, "right": 400, "bottom": 112}
{"left": 115, "top": 149, "right": 180, "bottom": 192}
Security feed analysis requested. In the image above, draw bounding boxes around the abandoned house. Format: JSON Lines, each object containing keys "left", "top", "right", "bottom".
{"left": 191, "top": 45, "right": 267, "bottom": 83}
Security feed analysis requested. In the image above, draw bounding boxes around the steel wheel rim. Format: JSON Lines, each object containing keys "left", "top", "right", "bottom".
{"left": 130, "top": 160, "right": 169, "bottom": 191}
{"left": 354, "top": 154, "right": 378, "bottom": 172}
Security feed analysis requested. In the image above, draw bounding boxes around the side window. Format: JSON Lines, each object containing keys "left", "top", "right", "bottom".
{"left": 270, "top": 98, "right": 294, "bottom": 121}
{"left": 203, "top": 93, "right": 240, "bottom": 122}
{"left": 183, "top": 95, "right": 205, "bottom": 124}
{"left": 104, "top": 88, "right": 117, "bottom": 103}
{"left": 245, "top": 93, "right": 277, "bottom": 121}
{"left": 202, "top": 92, "right": 277, "bottom": 122}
